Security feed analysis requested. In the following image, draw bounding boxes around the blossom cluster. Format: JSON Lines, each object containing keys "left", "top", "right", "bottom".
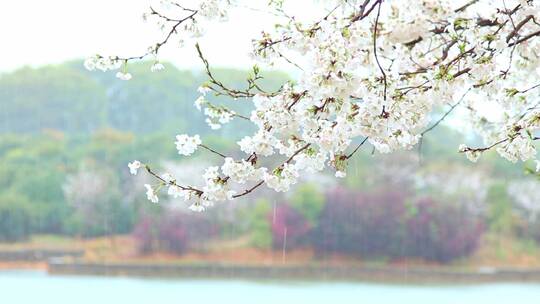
{"left": 175, "top": 134, "right": 201, "bottom": 156}
{"left": 194, "top": 94, "right": 236, "bottom": 130}
{"left": 88, "top": 0, "right": 540, "bottom": 210}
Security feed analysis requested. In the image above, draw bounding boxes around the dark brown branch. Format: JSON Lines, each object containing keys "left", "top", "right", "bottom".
{"left": 508, "top": 29, "right": 540, "bottom": 46}
{"left": 346, "top": 137, "right": 369, "bottom": 159}
{"left": 286, "top": 91, "right": 308, "bottom": 111}
{"left": 372, "top": 0, "right": 387, "bottom": 101}
{"left": 232, "top": 142, "right": 311, "bottom": 199}
{"left": 506, "top": 15, "right": 534, "bottom": 42}
{"left": 285, "top": 143, "right": 311, "bottom": 164}
{"left": 350, "top": 0, "right": 380, "bottom": 24}
{"left": 233, "top": 113, "right": 251, "bottom": 120}
{"left": 199, "top": 144, "right": 228, "bottom": 158}
{"left": 461, "top": 138, "right": 510, "bottom": 153}
{"left": 144, "top": 165, "right": 203, "bottom": 195}
{"left": 452, "top": 67, "right": 472, "bottom": 78}
{"left": 519, "top": 83, "right": 540, "bottom": 94}
{"left": 256, "top": 36, "right": 292, "bottom": 53}
{"left": 232, "top": 180, "right": 264, "bottom": 198}
{"left": 196, "top": 43, "right": 255, "bottom": 98}
{"left": 117, "top": 9, "right": 198, "bottom": 62}
{"left": 168, "top": 2, "right": 197, "bottom": 13}
{"left": 502, "top": 0, "right": 518, "bottom": 31}
{"left": 357, "top": 0, "right": 372, "bottom": 18}
{"left": 196, "top": 43, "right": 281, "bottom": 98}
{"left": 421, "top": 88, "right": 471, "bottom": 136}
{"left": 149, "top": 6, "right": 183, "bottom": 22}
{"left": 455, "top": 0, "right": 479, "bottom": 12}
{"left": 274, "top": 49, "right": 304, "bottom": 71}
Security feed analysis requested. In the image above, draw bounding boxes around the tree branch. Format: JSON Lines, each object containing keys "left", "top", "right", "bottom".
{"left": 346, "top": 137, "right": 369, "bottom": 159}
{"left": 199, "top": 144, "right": 228, "bottom": 158}
{"left": 372, "top": 0, "right": 387, "bottom": 101}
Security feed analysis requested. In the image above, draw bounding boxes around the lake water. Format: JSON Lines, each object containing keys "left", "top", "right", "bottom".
{"left": 1, "top": 270, "right": 540, "bottom": 304}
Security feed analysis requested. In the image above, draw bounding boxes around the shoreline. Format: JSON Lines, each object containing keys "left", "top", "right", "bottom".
{"left": 0, "top": 261, "right": 47, "bottom": 270}
{"left": 2, "top": 246, "right": 540, "bottom": 284}
{"left": 47, "top": 260, "right": 540, "bottom": 284}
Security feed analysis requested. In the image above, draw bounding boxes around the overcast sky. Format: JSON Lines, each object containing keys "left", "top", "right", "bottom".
{"left": 0, "top": 0, "right": 325, "bottom": 73}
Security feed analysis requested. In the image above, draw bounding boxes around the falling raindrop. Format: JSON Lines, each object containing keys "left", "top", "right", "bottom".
{"left": 282, "top": 226, "right": 287, "bottom": 264}
{"left": 273, "top": 200, "right": 277, "bottom": 225}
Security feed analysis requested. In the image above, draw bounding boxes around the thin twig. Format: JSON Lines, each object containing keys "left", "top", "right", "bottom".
{"left": 196, "top": 43, "right": 281, "bottom": 98}
{"left": 118, "top": 9, "right": 198, "bottom": 62}
{"left": 199, "top": 144, "right": 228, "bottom": 158}
{"left": 455, "top": 0, "right": 479, "bottom": 12}
{"left": 421, "top": 88, "right": 471, "bottom": 136}
{"left": 346, "top": 137, "right": 369, "bottom": 159}
{"left": 372, "top": 0, "right": 387, "bottom": 101}
{"left": 233, "top": 143, "right": 310, "bottom": 199}
{"left": 145, "top": 165, "right": 202, "bottom": 194}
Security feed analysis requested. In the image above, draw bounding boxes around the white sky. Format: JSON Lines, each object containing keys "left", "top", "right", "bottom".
{"left": 0, "top": 0, "right": 324, "bottom": 73}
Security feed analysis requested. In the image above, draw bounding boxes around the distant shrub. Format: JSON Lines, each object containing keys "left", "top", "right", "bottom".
{"left": 485, "top": 183, "right": 514, "bottom": 234}
{"left": 63, "top": 168, "right": 137, "bottom": 237}
{"left": 161, "top": 212, "right": 217, "bottom": 254}
{"left": 245, "top": 199, "right": 273, "bottom": 249}
{"left": 313, "top": 188, "right": 484, "bottom": 262}
{"left": 508, "top": 180, "right": 540, "bottom": 244}
{"left": 290, "top": 183, "right": 325, "bottom": 226}
{"left": 133, "top": 211, "right": 217, "bottom": 255}
{"left": 313, "top": 188, "right": 407, "bottom": 258}
{"left": 132, "top": 216, "right": 158, "bottom": 254}
{"left": 515, "top": 219, "right": 540, "bottom": 245}
{"left": 404, "top": 198, "right": 484, "bottom": 262}
{"left": 0, "top": 193, "right": 33, "bottom": 242}
{"left": 270, "top": 204, "right": 311, "bottom": 250}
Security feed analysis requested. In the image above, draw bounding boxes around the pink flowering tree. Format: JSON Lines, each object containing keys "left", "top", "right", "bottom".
{"left": 87, "top": 0, "right": 540, "bottom": 211}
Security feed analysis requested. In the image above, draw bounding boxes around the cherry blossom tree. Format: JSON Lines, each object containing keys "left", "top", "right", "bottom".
{"left": 86, "top": 0, "right": 540, "bottom": 211}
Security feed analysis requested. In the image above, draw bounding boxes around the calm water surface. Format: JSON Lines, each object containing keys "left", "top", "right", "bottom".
{"left": 1, "top": 270, "right": 540, "bottom": 304}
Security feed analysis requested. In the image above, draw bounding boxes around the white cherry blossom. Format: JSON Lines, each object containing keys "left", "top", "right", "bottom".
{"left": 151, "top": 62, "right": 165, "bottom": 72}
{"left": 175, "top": 134, "right": 202, "bottom": 156}
{"left": 263, "top": 164, "right": 299, "bottom": 192}
{"left": 221, "top": 157, "right": 266, "bottom": 184}
{"left": 116, "top": 72, "right": 132, "bottom": 81}
{"left": 128, "top": 160, "right": 141, "bottom": 175}
{"left": 189, "top": 203, "right": 205, "bottom": 212}
{"left": 144, "top": 184, "right": 159, "bottom": 203}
